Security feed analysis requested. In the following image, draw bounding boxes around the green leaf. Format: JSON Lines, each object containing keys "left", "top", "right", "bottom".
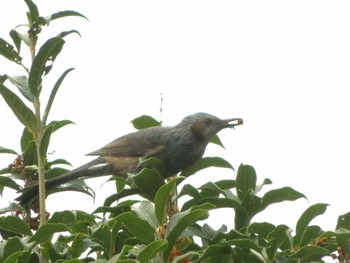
{"left": 248, "top": 222, "right": 276, "bottom": 239}
{"left": 294, "top": 203, "right": 329, "bottom": 247}
{"left": 228, "top": 238, "right": 261, "bottom": 252}
{"left": 155, "top": 177, "right": 185, "bottom": 225}
{"left": 261, "top": 187, "right": 307, "bottom": 210}
{"left": 28, "top": 37, "right": 65, "bottom": 97}
{"left": 137, "top": 240, "right": 168, "bottom": 262}
{"left": 56, "top": 30, "right": 82, "bottom": 39}
{"left": 49, "top": 10, "right": 88, "bottom": 22}
{"left": 48, "top": 158, "right": 72, "bottom": 166}
{"left": 177, "top": 184, "right": 201, "bottom": 199}
{"left": 3, "top": 236, "right": 25, "bottom": 260}
{"left": 266, "top": 224, "right": 289, "bottom": 260}
{"left": 5, "top": 75, "right": 33, "bottom": 102}
{"left": 335, "top": 212, "right": 350, "bottom": 260}
{"left": 48, "top": 119, "right": 75, "bottom": 133}
{"left": 254, "top": 178, "right": 272, "bottom": 195}
{"left": 210, "top": 134, "right": 225, "bottom": 148}
{"left": 3, "top": 250, "right": 31, "bottom": 263}
{"left": 0, "top": 176, "right": 21, "bottom": 191}
{"left": 116, "top": 212, "right": 155, "bottom": 244}
{"left": 180, "top": 157, "right": 233, "bottom": 177}
{"left": 48, "top": 210, "right": 96, "bottom": 227}
{"left": 24, "top": 0, "right": 39, "bottom": 24}
{"left": 20, "top": 128, "right": 34, "bottom": 153}
{"left": 42, "top": 68, "right": 75, "bottom": 125}
{"left": 131, "top": 115, "right": 161, "bottom": 130}
{"left": 0, "top": 216, "right": 32, "bottom": 236}
{"left": 22, "top": 141, "right": 37, "bottom": 166}
{"left": 92, "top": 221, "right": 112, "bottom": 254}
{"left": 103, "top": 188, "right": 142, "bottom": 207}
{"left": 0, "top": 83, "right": 36, "bottom": 132}
{"left": 236, "top": 164, "right": 256, "bottom": 201}
{"left": 29, "top": 223, "right": 71, "bottom": 243}
{"left": 164, "top": 209, "right": 209, "bottom": 260}
{"left": 94, "top": 200, "right": 137, "bottom": 215}
{"left": 288, "top": 245, "right": 330, "bottom": 261}
{"left": 0, "top": 146, "right": 18, "bottom": 155}
{"left": 191, "top": 243, "right": 232, "bottom": 263}
{"left": 337, "top": 212, "right": 350, "bottom": 230}
{"left": 0, "top": 38, "right": 22, "bottom": 64}
{"left": 132, "top": 200, "right": 158, "bottom": 228}
{"left": 9, "top": 30, "right": 22, "bottom": 53}
{"left": 40, "top": 125, "right": 53, "bottom": 158}
{"left": 129, "top": 168, "right": 165, "bottom": 201}
{"left": 299, "top": 225, "right": 323, "bottom": 247}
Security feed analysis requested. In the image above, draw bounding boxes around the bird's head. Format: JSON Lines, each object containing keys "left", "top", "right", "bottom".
{"left": 179, "top": 112, "right": 243, "bottom": 142}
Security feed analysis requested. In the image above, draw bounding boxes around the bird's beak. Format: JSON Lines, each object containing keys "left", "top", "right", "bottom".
{"left": 222, "top": 118, "right": 243, "bottom": 128}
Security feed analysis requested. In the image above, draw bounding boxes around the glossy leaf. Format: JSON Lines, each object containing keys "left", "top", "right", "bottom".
{"left": 129, "top": 168, "right": 165, "bottom": 200}
{"left": 42, "top": 68, "right": 75, "bottom": 125}
{"left": 0, "top": 146, "right": 18, "bottom": 155}
{"left": 228, "top": 238, "right": 261, "bottom": 252}
{"left": 56, "top": 30, "right": 82, "bottom": 38}
{"left": 132, "top": 200, "right": 158, "bottom": 228}
{"left": 177, "top": 184, "right": 200, "bottom": 199}
{"left": 9, "top": 29, "right": 21, "bottom": 53}
{"left": 0, "top": 176, "right": 21, "bottom": 191}
{"left": 136, "top": 240, "right": 168, "bottom": 262}
{"left": 39, "top": 125, "right": 53, "bottom": 157}
{"left": 0, "top": 216, "right": 32, "bottom": 236}
{"left": 0, "top": 37, "right": 22, "bottom": 64}
{"left": 94, "top": 200, "right": 137, "bottom": 215}
{"left": 266, "top": 224, "right": 289, "bottom": 260}
{"left": 0, "top": 83, "right": 36, "bottom": 132}
{"left": 247, "top": 222, "right": 276, "bottom": 239}
{"left": 103, "top": 188, "right": 142, "bottom": 207}
{"left": 49, "top": 10, "right": 88, "bottom": 22}
{"left": 164, "top": 209, "right": 209, "bottom": 260}
{"left": 191, "top": 243, "right": 233, "bottom": 263}
{"left": 29, "top": 223, "right": 71, "bottom": 243}
{"left": 254, "top": 178, "right": 272, "bottom": 195}
{"left": 48, "top": 158, "right": 72, "bottom": 166}
{"left": 22, "top": 141, "right": 37, "bottom": 166}
{"left": 155, "top": 177, "right": 184, "bottom": 225}
{"left": 180, "top": 157, "right": 233, "bottom": 177}
{"left": 236, "top": 164, "right": 256, "bottom": 201}
{"left": 3, "top": 250, "right": 31, "bottom": 263}
{"left": 299, "top": 225, "right": 323, "bottom": 247}
{"left": 288, "top": 245, "right": 330, "bottom": 261}
{"left": 28, "top": 37, "right": 65, "bottom": 97}
{"left": 48, "top": 210, "right": 96, "bottom": 228}
{"left": 294, "top": 203, "right": 329, "bottom": 247}
{"left": 210, "top": 134, "right": 225, "bottom": 148}
{"left": 116, "top": 212, "right": 155, "bottom": 244}
{"left": 131, "top": 115, "right": 161, "bottom": 130}
{"left": 47, "top": 119, "right": 75, "bottom": 133}
{"left": 5, "top": 75, "right": 33, "bottom": 102}
{"left": 335, "top": 212, "right": 350, "bottom": 260}
{"left": 20, "top": 127, "right": 34, "bottom": 153}
{"left": 3, "top": 236, "right": 24, "bottom": 260}
{"left": 24, "top": 0, "right": 39, "bottom": 24}
{"left": 261, "top": 187, "right": 306, "bottom": 210}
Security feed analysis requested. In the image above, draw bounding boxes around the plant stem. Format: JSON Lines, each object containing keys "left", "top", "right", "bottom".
{"left": 33, "top": 97, "right": 46, "bottom": 225}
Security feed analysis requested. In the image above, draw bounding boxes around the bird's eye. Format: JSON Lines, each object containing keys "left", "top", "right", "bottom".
{"left": 204, "top": 118, "right": 212, "bottom": 125}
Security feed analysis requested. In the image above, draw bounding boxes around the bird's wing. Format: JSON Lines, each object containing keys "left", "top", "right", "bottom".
{"left": 87, "top": 127, "right": 167, "bottom": 157}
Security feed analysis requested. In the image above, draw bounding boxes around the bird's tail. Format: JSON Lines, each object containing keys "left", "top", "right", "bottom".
{"left": 15, "top": 158, "right": 114, "bottom": 203}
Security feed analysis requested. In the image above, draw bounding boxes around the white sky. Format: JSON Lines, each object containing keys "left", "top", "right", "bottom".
{"left": 1, "top": 0, "right": 350, "bottom": 252}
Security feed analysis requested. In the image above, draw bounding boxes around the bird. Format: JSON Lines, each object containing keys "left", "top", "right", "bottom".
{"left": 16, "top": 113, "right": 243, "bottom": 203}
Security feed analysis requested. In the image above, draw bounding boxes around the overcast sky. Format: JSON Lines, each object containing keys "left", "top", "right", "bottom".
{"left": 1, "top": 1, "right": 350, "bottom": 243}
